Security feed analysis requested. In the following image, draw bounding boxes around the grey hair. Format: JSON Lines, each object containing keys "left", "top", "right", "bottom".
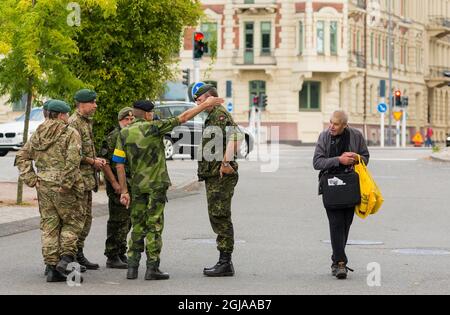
{"left": 331, "top": 110, "right": 348, "bottom": 125}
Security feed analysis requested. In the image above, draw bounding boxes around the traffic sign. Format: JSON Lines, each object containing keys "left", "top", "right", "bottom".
{"left": 227, "top": 102, "right": 233, "bottom": 113}
{"left": 377, "top": 103, "right": 387, "bottom": 113}
{"left": 393, "top": 111, "right": 403, "bottom": 121}
{"left": 191, "top": 82, "right": 205, "bottom": 99}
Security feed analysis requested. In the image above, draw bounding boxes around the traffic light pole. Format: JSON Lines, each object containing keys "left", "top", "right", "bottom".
{"left": 388, "top": 0, "right": 393, "bottom": 146}
{"left": 401, "top": 107, "right": 407, "bottom": 148}
{"left": 193, "top": 59, "right": 200, "bottom": 84}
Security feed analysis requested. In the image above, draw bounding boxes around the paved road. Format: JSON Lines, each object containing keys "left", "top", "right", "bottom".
{"left": 0, "top": 145, "right": 449, "bottom": 295}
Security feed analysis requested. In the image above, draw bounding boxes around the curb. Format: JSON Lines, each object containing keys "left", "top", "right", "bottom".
{"left": 430, "top": 154, "right": 450, "bottom": 163}
{"left": 0, "top": 179, "right": 203, "bottom": 238}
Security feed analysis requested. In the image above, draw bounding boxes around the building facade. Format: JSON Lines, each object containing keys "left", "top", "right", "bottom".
{"left": 179, "top": 0, "right": 450, "bottom": 144}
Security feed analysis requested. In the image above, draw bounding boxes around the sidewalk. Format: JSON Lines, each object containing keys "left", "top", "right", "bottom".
{"left": 0, "top": 159, "right": 203, "bottom": 237}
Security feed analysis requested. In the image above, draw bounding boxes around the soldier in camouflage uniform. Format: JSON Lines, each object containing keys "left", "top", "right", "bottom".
{"left": 114, "top": 98, "right": 222, "bottom": 280}
{"left": 194, "top": 85, "right": 244, "bottom": 277}
{"left": 69, "top": 89, "right": 106, "bottom": 270}
{"left": 15, "top": 100, "right": 85, "bottom": 283}
{"left": 99, "top": 107, "right": 134, "bottom": 269}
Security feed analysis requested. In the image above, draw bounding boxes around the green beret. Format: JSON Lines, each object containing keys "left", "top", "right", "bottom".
{"left": 74, "top": 89, "right": 97, "bottom": 103}
{"left": 193, "top": 84, "right": 215, "bottom": 101}
{"left": 47, "top": 100, "right": 71, "bottom": 114}
{"left": 118, "top": 107, "right": 134, "bottom": 121}
{"left": 43, "top": 100, "right": 52, "bottom": 111}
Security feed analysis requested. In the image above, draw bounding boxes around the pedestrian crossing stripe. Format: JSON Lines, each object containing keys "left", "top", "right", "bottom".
{"left": 112, "top": 149, "right": 126, "bottom": 163}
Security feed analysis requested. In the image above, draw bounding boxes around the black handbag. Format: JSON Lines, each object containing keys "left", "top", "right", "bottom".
{"left": 320, "top": 171, "right": 361, "bottom": 210}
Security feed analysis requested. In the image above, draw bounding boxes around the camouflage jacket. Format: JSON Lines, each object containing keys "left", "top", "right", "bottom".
{"left": 198, "top": 105, "right": 244, "bottom": 180}
{"left": 14, "top": 119, "right": 84, "bottom": 197}
{"left": 68, "top": 110, "right": 97, "bottom": 191}
{"left": 99, "top": 127, "right": 130, "bottom": 195}
{"left": 113, "top": 117, "right": 180, "bottom": 195}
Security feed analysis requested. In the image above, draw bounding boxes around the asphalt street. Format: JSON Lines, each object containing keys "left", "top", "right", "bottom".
{"left": 0, "top": 145, "right": 449, "bottom": 295}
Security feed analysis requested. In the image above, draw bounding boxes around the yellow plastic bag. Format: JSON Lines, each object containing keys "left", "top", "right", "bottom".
{"left": 354, "top": 155, "right": 384, "bottom": 219}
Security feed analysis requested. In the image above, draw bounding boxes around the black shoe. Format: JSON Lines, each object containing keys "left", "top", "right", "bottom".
{"left": 331, "top": 263, "right": 338, "bottom": 277}
{"left": 76, "top": 249, "right": 99, "bottom": 270}
{"left": 203, "top": 252, "right": 235, "bottom": 277}
{"left": 336, "top": 262, "right": 354, "bottom": 280}
{"left": 145, "top": 262, "right": 169, "bottom": 280}
{"left": 56, "top": 255, "right": 74, "bottom": 275}
{"left": 44, "top": 265, "right": 50, "bottom": 276}
{"left": 46, "top": 266, "right": 67, "bottom": 283}
{"left": 127, "top": 266, "right": 139, "bottom": 280}
{"left": 106, "top": 256, "right": 128, "bottom": 269}
{"left": 119, "top": 254, "right": 128, "bottom": 264}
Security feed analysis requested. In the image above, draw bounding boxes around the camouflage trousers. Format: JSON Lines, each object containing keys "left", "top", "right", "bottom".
{"left": 37, "top": 182, "right": 84, "bottom": 265}
{"left": 77, "top": 191, "right": 92, "bottom": 249}
{"left": 127, "top": 189, "right": 167, "bottom": 267}
{"left": 205, "top": 174, "right": 238, "bottom": 254}
{"left": 104, "top": 191, "right": 131, "bottom": 258}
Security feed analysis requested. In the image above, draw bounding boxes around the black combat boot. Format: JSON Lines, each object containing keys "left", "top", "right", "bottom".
{"left": 76, "top": 248, "right": 99, "bottom": 270}
{"left": 127, "top": 266, "right": 139, "bottom": 280}
{"left": 335, "top": 262, "right": 354, "bottom": 280}
{"left": 46, "top": 265, "right": 67, "bottom": 283}
{"left": 106, "top": 256, "right": 128, "bottom": 269}
{"left": 145, "top": 261, "right": 170, "bottom": 280}
{"left": 56, "top": 255, "right": 74, "bottom": 275}
{"left": 44, "top": 265, "right": 50, "bottom": 276}
{"left": 119, "top": 254, "right": 128, "bottom": 264}
{"left": 203, "top": 251, "right": 235, "bottom": 277}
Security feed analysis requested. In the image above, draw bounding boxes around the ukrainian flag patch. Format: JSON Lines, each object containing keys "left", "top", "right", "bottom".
{"left": 112, "top": 149, "right": 126, "bottom": 163}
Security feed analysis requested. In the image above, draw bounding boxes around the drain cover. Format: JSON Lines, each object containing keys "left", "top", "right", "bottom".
{"left": 322, "top": 240, "right": 384, "bottom": 246}
{"left": 184, "top": 238, "right": 246, "bottom": 244}
{"left": 392, "top": 248, "right": 450, "bottom": 256}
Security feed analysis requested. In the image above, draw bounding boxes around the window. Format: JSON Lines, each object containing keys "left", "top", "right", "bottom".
{"left": 299, "top": 21, "right": 304, "bottom": 55}
{"left": 244, "top": 22, "right": 254, "bottom": 64}
{"left": 330, "top": 22, "right": 338, "bottom": 55}
{"left": 261, "top": 22, "right": 271, "bottom": 55}
{"left": 201, "top": 22, "right": 218, "bottom": 56}
{"left": 317, "top": 21, "right": 324, "bottom": 55}
{"left": 299, "top": 82, "right": 321, "bottom": 110}
{"left": 370, "top": 33, "right": 374, "bottom": 65}
{"left": 249, "top": 80, "right": 266, "bottom": 106}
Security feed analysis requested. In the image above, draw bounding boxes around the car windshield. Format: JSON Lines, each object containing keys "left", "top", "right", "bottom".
{"left": 15, "top": 109, "right": 44, "bottom": 122}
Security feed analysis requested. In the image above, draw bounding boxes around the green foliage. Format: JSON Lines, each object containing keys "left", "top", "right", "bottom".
{"left": 0, "top": 0, "right": 117, "bottom": 105}
{"left": 69, "top": 0, "right": 202, "bottom": 145}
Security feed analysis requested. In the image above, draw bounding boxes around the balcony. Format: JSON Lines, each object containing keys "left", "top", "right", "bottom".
{"left": 427, "top": 16, "right": 450, "bottom": 39}
{"left": 233, "top": 0, "right": 277, "bottom": 14}
{"left": 425, "top": 66, "right": 450, "bottom": 88}
{"left": 349, "top": 0, "right": 366, "bottom": 19}
{"left": 349, "top": 51, "right": 366, "bottom": 70}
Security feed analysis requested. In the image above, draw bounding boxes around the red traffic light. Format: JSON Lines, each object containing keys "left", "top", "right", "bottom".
{"left": 395, "top": 90, "right": 401, "bottom": 97}
{"left": 194, "top": 32, "right": 204, "bottom": 42}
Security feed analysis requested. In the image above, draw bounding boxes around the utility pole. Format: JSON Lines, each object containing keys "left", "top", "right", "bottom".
{"left": 388, "top": 0, "right": 393, "bottom": 146}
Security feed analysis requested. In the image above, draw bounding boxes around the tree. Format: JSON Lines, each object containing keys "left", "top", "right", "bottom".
{"left": 0, "top": 0, "right": 116, "bottom": 204}
{"left": 69, "top": 0, "right": 202, "bottom": 144}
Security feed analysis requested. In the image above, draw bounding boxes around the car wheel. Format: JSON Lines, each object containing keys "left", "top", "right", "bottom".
{"left": 0, "top": 150, "right": 8, "bottom": 157}
{"left": 164, "top": 137, "right": 174, "bottom": 160}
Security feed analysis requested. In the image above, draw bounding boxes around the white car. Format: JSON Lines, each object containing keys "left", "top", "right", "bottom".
{"left": 0, "top": 108, "right": 45, "bottom": 156}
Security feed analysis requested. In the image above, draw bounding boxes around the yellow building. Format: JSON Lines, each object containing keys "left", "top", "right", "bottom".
{"left": 179, "top": 0, "right": 450, "bottom": 144}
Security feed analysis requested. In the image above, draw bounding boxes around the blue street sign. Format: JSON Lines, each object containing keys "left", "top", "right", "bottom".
{"left": 191, "top": 82, "right": 205, "bottom": 99}
{"left": 227, "top": 102, "right": 233, "bottom": 113}
{"left": 378, "top": 103, "right": 387, "bottom": 113}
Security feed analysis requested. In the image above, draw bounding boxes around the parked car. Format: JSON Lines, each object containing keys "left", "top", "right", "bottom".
{"left": 0, "top": 108, "right": 45, "bottom": 157}
{"left": 154, "top": 102, "right": 254, "bottom": 160}
{"left": 446, "top": 134, "right": 450, "bottom": 147}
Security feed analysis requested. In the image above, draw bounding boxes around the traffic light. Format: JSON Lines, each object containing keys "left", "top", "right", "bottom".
{"left": 260, "top": 93, "right": 268, "bottom": 110}
{"left": 394, "top": 90, "right": 402, "bottom": 106}
{"left": 252, "top": 95, "right": 259, "bottom": 107}
{"left": 182, "top": 69, "right": 190, "bottom": 87}
{"left": 193, "top": 32, "right": 208, "bottom": 60}
{"left": 402, "top": 96, "right": 409, "bottom": 107}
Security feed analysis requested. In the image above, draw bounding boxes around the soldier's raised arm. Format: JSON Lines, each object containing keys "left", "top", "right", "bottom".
{"left": 14, "top": 140, "right": 38, "bottom": 188}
